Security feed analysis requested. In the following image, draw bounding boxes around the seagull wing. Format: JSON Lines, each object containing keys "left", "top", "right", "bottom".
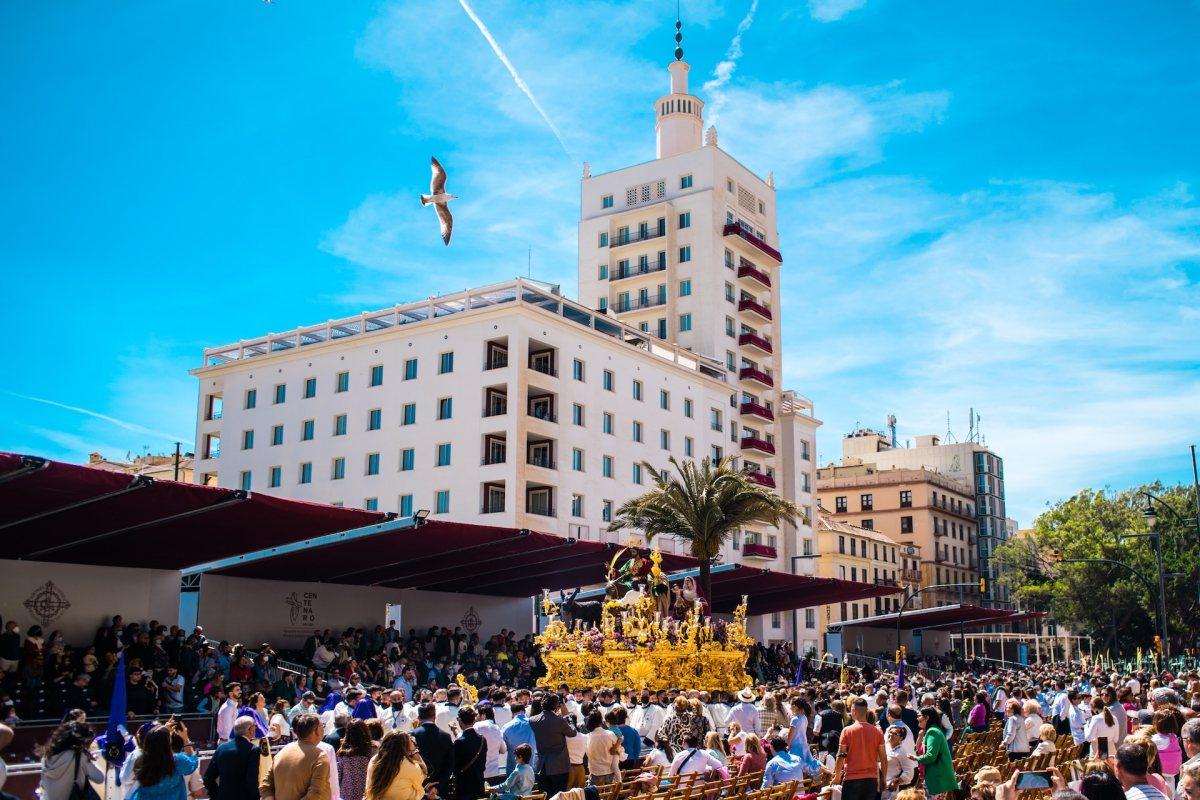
{"left": 430, "top": 157, "right": 447, "bottom": 195}
{"left": 434, "top": 202, "right": 453, "bottom": 246}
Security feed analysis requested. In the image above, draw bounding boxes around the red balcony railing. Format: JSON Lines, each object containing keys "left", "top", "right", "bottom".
{"left": 739, "top": 401, "right": 774, "bottom": 421}
{"left": 723, "top": 223, "right": 782, "bottom": 262}
{"left": 738, "top": 332, "right": 773, "bottom": 354}
{"left": 743, "top": 542, "right": 777, "bottom": 559}
{"left": 738, "top": 297, "right": 773, "bottom": 320}
{"left": 739, "top": 367, "right": 774, "bottom": 387}
{"left": 746, "top": 471, "right": 776, "bottom": 488}
{"left": 740, "top": 436, "right": 776, "bottom": 455}
{"left": 737, "top": 262, "right": 771, "bottom": 288}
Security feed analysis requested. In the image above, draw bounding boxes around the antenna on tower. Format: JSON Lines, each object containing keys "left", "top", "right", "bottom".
{"left": 944, "top": 411, "right": 958, "bottom": 443}
{"left": 527, "top": 246, "right": 532, "bottom": 277}
{"left": 886, "top": 414, "right": 898, "bottom": 448}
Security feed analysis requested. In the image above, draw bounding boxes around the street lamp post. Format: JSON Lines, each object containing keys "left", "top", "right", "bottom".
{"left": 1059, "top": 555, "right": 1167, "bottom": 659}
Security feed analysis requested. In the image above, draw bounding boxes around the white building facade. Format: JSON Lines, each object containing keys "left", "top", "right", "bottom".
{"left": 192, "top": 37, "right": 821, "bottom": 644}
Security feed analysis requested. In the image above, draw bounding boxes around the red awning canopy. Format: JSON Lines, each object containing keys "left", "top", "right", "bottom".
{"left": 835, "top": 603, "right": 1039, "bottom": 631}
{"left": 0, "top": 452, "right": 901, "bottom": 615}
{"left": 0, "top": 453, "right": 387, "bottom": 569}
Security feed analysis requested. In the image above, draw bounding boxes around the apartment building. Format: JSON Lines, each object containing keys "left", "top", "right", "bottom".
{"left": 816, "top": 463, "right": 979, "bottom": 609}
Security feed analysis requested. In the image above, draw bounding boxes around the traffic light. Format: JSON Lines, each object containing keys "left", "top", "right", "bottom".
{"left": 979, "top": 576, "right": 988, "bottom": 595}
{"left": 1154, "top": 635, "right": 1163, "bottom": 655}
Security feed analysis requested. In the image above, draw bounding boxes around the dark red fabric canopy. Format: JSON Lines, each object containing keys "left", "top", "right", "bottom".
{"left": 0, "top": 452, "right": 901, "bottom": 615}
{"left": 838, "top": 603, "right": 1034, "bottom": 630}
{"left": 0, "top": 453, "right": 387, "bottom": 569}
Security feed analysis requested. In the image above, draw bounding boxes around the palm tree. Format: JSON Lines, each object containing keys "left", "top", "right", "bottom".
{"left": 608, "top": 456, "right": 800, "bottom": 602}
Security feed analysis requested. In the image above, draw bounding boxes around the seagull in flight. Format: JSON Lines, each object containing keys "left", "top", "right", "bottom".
{"left": 420, "top": 157, "right": 457, "bottom": 246}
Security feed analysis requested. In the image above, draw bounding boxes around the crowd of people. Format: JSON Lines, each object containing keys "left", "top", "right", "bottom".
{"left": 7, "top": 612, "right": 1200, "bottom": 800}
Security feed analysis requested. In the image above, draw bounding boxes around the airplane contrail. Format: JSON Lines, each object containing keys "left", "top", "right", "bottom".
{"left": 703, "top": 0, "right": 759, "bottom": 128}
{"left": 7, "top": 392, "right": 193, "bottom": 446}
{"left": 455, "top": 0, "right": 575, "bottom": 160}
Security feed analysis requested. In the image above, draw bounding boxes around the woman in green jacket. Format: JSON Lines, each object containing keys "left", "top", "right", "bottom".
{"left": 908, "top": 706, "right": 959, "bottom": 799}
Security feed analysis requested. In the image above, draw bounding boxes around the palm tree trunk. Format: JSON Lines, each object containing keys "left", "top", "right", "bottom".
{"left": 699, "top": 558, "right": 712, "bottom": 610}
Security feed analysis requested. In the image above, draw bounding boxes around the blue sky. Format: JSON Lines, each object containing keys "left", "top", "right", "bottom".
{"left": 1, "top": 0, "right": 1197, "bottom": 524}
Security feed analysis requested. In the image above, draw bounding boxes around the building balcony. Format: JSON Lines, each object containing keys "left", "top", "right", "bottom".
{"left": 740, "top": 436, "right": 776, "bottom": 455}
{"left": 739, "top": 400, "right": 775, "bottom": 422}
{"left": 900, "top": 569, "right": 922, "bottom": 583}
{"left": 934, "top": 527, "right": 946, "bottom": 537}
{"left": 738, "top": 367, "right": 774, "bottom": 388}
{"left": 737, "top": 262, "right": 771, "bottom": 288}
{"left": 745, "top": 471, "right": 776, "bottom": 489}
{"left": 742, "top": 542, "right": 777, "bottom": 560}
{"left": 610, "top": 261, "right": 667, "bottom": 282}
{"left": 613, "top": 294, "right": 667, "bottom": 313}
{"left": 873, "top": 577, "right": 899, "bottom": 588}
{"left": 737, "top": 297, "right": 773, "bottom": 321}
{"left": 738, "top": 332, "right": 773, "bottom": 355}
{"left": 723, "top": 223, "right": 782, "bottom": 263}
{"left": 610, "top": 227, "right": 666, "bottom": 249}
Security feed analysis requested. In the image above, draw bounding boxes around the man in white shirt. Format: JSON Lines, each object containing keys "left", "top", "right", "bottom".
{"left": 435, "top": 686, "right": 463, "bottom": 734}
{"left": 474, "top": 704, "right": 507, "bottom": 785}
{"left": 724, "top": 689, "right": 760, "bottom": 736}
{"left": 669, "top": 733, "right": 725, "bottom": 777}
{"left": 632, "top": 694, "right": 667, "bottom": 744}
{"left": 216, "top": 683, "right": 242, "bottom": 743}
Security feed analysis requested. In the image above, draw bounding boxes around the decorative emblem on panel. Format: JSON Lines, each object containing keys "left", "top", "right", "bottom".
{"left": 24, "top": 581, "right": 71, "bottom": 626}
{"left": 461, "top": 606, "right": 481, "bottom": 634}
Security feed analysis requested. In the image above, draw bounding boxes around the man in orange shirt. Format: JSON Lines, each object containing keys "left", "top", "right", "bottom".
{"left": 834, "top": 697, "right": 887, "bottom": 800}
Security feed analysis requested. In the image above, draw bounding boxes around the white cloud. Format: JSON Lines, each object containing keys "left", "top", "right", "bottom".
{"left": 703, "top": 0, "right": 760, "bottom": 129}
{"left": 808, "top": 0, "right": 867, "bottom": 22}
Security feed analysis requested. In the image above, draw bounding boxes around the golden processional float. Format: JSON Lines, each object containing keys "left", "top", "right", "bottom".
{"left": 535, "top": 550, "right": 755, "bottom": 692}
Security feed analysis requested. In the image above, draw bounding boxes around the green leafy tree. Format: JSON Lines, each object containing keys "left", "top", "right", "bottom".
{"left": 994, "top": 484, "right": 1198, "bottom": 653}
{"left": 608, "top": 456, "right": 799, "bottom": 601}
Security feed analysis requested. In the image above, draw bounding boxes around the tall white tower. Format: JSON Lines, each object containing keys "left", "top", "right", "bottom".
{"left": 655, "top": 19, "right": 704, "bottom": 159}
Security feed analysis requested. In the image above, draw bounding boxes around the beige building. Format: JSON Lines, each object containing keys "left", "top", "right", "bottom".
{"left": 812, "top": 512, "right": 911, "bottom": 642}
{"left": 816, "top": 463, "right": 979, "bottom": 609}
{"left": 88, "top": 450, "right": 202, "bottom": 484}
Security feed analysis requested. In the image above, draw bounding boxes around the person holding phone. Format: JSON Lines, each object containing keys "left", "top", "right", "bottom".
{"left": 1085, "top": 698, "right": 1119, "bottom": 761}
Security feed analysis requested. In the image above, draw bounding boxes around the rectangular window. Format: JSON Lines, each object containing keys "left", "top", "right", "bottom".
{"left": 860, "top": 493, "right": 873, "bottom": 511}
{"left": 304, "top": 377, "right": 317, "bottom": 399}
{"left": 601, "top": 194, "right": 613, "bottom": 209}
{"left": 572, "top": 403, "right": 584, "bottom": 426}
{"left": 684, "top": 436, "right": 694, "bottom": 457}
{"left": 245, "top": 388, "right": 257, "bottom": 409}
{"left": 679, "top": 313, "right": 692, "bottom": 332}
{"left": 632, "top": 421, "right": 643, "bottom": 442}
{"left": 364, "top": 497, "right": 378, "bottom": 511}
{"left": 335, "top": 371, "right": 349, "bottom": 393}
{"left": 271, "top": 424, "right": 284, "bottom": 446}
{"left": 598, "top": 231, "right": 609, "bottom": 247}
{"left": 242, "top": 430, "right": 254, "bottom": 450}
{"left": 602, "top": 412, "right": 614, "bottom": 434}
{"left": 399, "top": 494, "right": 413, "bottom": 517}
{"left": 678, "top": 211, "right": 691, "bottom": 228}
{"left": 632, "top": 463, "right": 643, "bottom": 484}
{"left": 597, "top": 296, "right": 608, "bottom": 311}
{"left": 725, "top": 282, "right": 735, "bottom": 302}
{"left": 683, "top": 398, "right": 693, "bottom": 418}
{"left": 711, "top": 445, "right": 723, "bottom": 461}
{"left": 900, "top": 490, "right": 912, "bottom": 508}
{"left": 602, "top": 455, "right": 613, "bottom": 478}
{"left": 835, "top": 495, "right": 847, "bottom": 512}
{"left": 368, "top": 408, "right": 382, "bottom": 430}
{"left": 710, "top": 408, "right": 723, "bottom": 432}
{"left": 602, "top": 500, "right": 613, "bottom": 522}
{"left": 678, "top": 246, "right": 691, "bottom": 263}
{"left": 597, "top": 263, "right": 609, "bottom": 280}
{"left": 660, "top": 429, "right": 670, "bottom": 450}
{"left": 659, "top": 389, "right": 670, "bottom": 410}
{"left": 402, "top": 403, "right": 416, "bottom": 425}
{"left": 403, "top": 358, "right": 418, "bottom": 380}
{"left": 861, "top": 519, "right": 874, "bottom": 530}
{"left": 269, "top": 466, "right": 282, "bottom": 488}
{"left": 334, "top": 414, "right": 348, "bottom": 436}
{"left": 570, "top": 494, "right": 583, "bottom": 517}
{"left": 680, "top": 174, "right": 693, "bottom": 189}
{"left": 437, "top": 397, "right": 453, "bottom": 420}
{"left": 572, "top": 448, "right": 584, "bottom": 471}
{"left": 299, "top": 462, "right": 312, "bottom": 484}
{"left": 239, "top": 470, "right": 252, "bottom": 491}
{"left": 679, "top": 279, "right": 691, "bottom": 296}
{"left": 301, "top": 419, "right": 314, "bottom": 441}
{"left": 435, "top": 490, "right": 450, "bottom": 514}
{"left": 801, "top": 440, "right": 811, "bottom": 461}
{"left": 573, "top": 359, "right": 585, "bottom": 381}
{"left": 273, "top": 384, "right": 286, "bottom": 404}
{"left": 331, "top": 458, "right": 345, "bottom": 480}
{"left": 400, "top": 448, "right": 414, "bottom": 471}
{"left": 436, "top": 443, "right": 452, "bottom": 466}
{"left": 632, "top": 379, "right": 643, "bottom": 401}
{"left": 439, "top": 352, "right": 454, "bottom": 374}
{"left": 366, "top": 452, "right": 380, "bottom": 475}
{"left": 603, "top": 370, "right": 614, "bottom": 391}
{"left": 369, "top": 365, "right": 384, "bottom": 387}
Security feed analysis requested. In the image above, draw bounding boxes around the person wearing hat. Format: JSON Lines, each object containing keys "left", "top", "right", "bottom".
{"left": 724, "top": 689, "right": 760, "bottom": 737}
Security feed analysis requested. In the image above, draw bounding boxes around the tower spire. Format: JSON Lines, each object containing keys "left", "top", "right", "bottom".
{"left": 674, "top": 4, "right": 683, "bottom": 61}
